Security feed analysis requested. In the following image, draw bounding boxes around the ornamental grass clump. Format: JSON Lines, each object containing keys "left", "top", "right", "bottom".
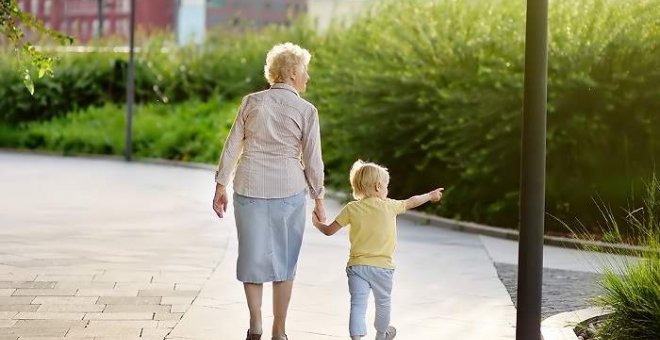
{"left": 591, "top": 177, "right": 660, "bottom": 340}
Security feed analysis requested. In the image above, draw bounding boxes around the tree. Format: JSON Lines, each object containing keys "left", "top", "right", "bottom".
{"left": 0, "top": 0, "right": 73, "bottom": 94}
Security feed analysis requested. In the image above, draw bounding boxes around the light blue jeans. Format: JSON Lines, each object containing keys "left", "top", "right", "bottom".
{"left": 346, "top": 265, "right": 394, "bottom": 338}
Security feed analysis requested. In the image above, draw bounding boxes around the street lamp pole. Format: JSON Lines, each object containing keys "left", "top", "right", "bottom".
{"left": 515, "top": 0, "right": 548, "bottom": 339}
{"left": 124, "top": 0, "right": 136, "bottom": 161}
{"left": 97, "top": 0, "right": 103, "bottom": 38}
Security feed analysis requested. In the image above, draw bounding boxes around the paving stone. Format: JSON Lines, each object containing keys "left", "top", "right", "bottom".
{"left": 0, "top": 306, "right": 38, "bottom": 312}
{"left": 0, "top": 320, "right": 16, "bottom": 327}
{"left": 173, "top": 284, "right": 203, "bottom": 291}
{"left": 93, "top": 338, "right": 160, "bottom": 340}
{"left": 13, "top": 319, "right": 88, "bottom": 328}
{"left": 96, "top": 297, "right": 160, "bottom": 305}
{"left": 83, "top": 313, "right": 153, "bottom": 320}
{"left": 113, "top": 283, "right": 174, "bottom": 290}
{"left": 65, "top": 326, "right": 142, "bottom": 337}
{"left": 17, "top": 338, "right": 93, "bottom": 340}
{"left": 157, "top": 320, "right": 177, "bottom": 328}
{"left": 31, "top": 297, "right": 97, "bottom": 305}
{"left": 54, "top": 282, "right": 115, "bottom": 290}
{"left": 137, "top": 290, "right": 198, "bottom": 297}
{"left": 0, "top": 327, "right": 68, "bottom": 337}
{"left": 0, "top": 298, "right": 34, "bottom": 305}
{"left": 12, "top": 290, "right": 76, "bottom": 297}
{"left": 93, "top": 273, "right": 154, "bottom": 283}
{"left": 0, "top": 336, "right": 17, "bottom": 340}
{"left": 140, "top": 328, "right": 171, "bottom": 338}
{"left": 86, "top": 320, "right": 159, "bottom": 328}
{"left": 168, "top": 305, "right": 189, "bottom": 313}
{"left": 0, "top": 282, "right": 56, "bottom": 289}
{"left": 153, "top": 313, "right": 183, "bottom": 321}
{"left": 14, "top": 313, "right": 84, "bottom": 320}
{"left": 36, "top": 275, "right": 95, "bottom": 282}
{"left": 158, "top": 297, "right": 193, "bottom": 306}
{"left": 0, "top": 274, "right": 36, "bottom": 281}
{"left": 37, "top": 305, "right": 105, "bottom": 313}
{"left": 0, "top": 291, "right": 14, "bottom": 297}
{"left": 75, "top": 290, "right": 137, "bottom": 297}
{"left": 0, "top": 313, "right": 16, "bottom": 320}
{"left": 103, "top": 305, "right": 170, "bottom": 313}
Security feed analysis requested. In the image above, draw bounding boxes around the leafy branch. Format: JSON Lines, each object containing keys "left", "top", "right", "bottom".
{"left": 0, "top": 0, "right": 73, "bottom": 94}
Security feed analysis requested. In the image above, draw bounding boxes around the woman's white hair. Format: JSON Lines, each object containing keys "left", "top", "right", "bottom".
{"left": 264, "top": 42, "right": 311, "bottom": 85}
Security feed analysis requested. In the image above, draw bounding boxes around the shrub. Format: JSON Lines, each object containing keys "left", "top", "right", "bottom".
{"left": 307, "top": 0, "right": 660, "bottom": 231}
{"left": 9, "top": 99, "right": 240, "bottom": 163}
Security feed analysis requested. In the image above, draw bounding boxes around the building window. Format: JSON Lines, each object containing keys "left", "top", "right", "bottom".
{"left": 119, "top": 0, "right": 130, "bottom": 13}
{"left": 44, "top": 0, "right": 52, "bottom": 16}
{"left": 30, "top": 0, "right": 39, "bottom": 14}
{"left": 117, "top": 19, "right": 129, "bottom": 36}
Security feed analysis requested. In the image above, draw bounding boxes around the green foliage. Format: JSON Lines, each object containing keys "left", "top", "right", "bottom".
{"left": 0, "top": 0, "right": 73, "bottom": 94}
{"left": 590, "top": 178, "right": 660, "bottom": 339}
{"left": 0, "top": 19, "right": 318, "bottom": 124}
{"left": 306, "top": 0, "right": 660, "bottom": 230}
{"left": 596, "top": 254, "right": 660, "bottom": 340}
{"left": 3, "top": 100, "right": 240, "bottom": 163}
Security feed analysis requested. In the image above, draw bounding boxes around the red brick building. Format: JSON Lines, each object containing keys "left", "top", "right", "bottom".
{"left": 18, "top": 0, "right": 177, "bottom": 43}
{"left": 206, "top": 0, "right": 308, "bottom": 28}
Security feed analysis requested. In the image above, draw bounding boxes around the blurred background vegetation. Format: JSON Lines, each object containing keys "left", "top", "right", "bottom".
{"left": 1, "top": 0, "right": 658, "bottom": 237}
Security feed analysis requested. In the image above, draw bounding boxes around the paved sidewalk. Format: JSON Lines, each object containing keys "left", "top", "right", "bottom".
{"left": 0, "top": 153, "right": 520, "bottom": 339}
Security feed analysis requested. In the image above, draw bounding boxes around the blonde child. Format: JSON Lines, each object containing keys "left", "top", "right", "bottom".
{"left": 312, "top": 160, "right": 443, "bottom": 340}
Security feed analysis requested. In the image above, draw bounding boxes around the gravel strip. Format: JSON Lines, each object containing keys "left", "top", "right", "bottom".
{"left": 494, "top": 262, "right": 605, "bottom": 319}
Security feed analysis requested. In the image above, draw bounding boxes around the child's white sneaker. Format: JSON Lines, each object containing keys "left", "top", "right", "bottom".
{"left": 376, "top": 326, "right": 396, "bottom": 340}
{"left": 385, "top": 326, "right": 396, "bottom": 340}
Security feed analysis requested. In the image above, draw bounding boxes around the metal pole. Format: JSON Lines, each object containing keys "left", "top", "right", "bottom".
{"left": 515, "top": 0, "right": 548, "bottom": 339}
{"left": 124, "top": 0, "right": 136, "bottom": 161}
{"left": 97, "top": 0, "right": 103, "bottom": 38}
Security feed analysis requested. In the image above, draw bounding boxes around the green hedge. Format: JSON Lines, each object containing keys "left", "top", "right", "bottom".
{"left": 306, "top": 0, "right": 660, "bottom": 232}
{"left": 2, "top": 99, "right": 239, "bottom": 162}
{"left": 0, "top": 22, "right": 317, "bottom": 124}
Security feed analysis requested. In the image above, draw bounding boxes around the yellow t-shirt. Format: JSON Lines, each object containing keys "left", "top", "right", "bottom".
{"left": 334, "top": 197, "right": 407, "bottom": 269}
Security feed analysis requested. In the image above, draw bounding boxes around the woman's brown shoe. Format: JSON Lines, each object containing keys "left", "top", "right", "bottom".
{"left": 245, "top": 330, "right": 261, "bottom": 340}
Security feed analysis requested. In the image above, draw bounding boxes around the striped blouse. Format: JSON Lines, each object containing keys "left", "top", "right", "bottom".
{"left": 215, "top": 83, "right": 325, "bottom": 199}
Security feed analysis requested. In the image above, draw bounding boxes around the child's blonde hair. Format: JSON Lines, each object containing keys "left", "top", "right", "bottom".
{"left": 349, "top": 160, "right": 390, "bottom": 200}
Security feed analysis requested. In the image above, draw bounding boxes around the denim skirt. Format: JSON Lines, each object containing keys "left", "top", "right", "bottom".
{"left": 233, "top": 190, "right": 306, "bottom": 283}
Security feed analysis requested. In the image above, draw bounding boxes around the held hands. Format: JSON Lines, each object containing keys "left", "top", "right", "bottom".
{"left": 428, "top": 188, "right": 444, "bottom": 203}
{"left": 313, "top": 199, "right": 326, "bottom": 224}
{"left": 212, "top": 184, "right": 228, "bottom": 218}
{"left": 312, "top": 211, "right": 324, "bottom": 229}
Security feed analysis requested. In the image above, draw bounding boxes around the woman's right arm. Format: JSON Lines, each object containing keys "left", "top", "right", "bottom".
{"left": 301, "top": 106, "right": 327, "bottom": 222}
{"left": 213, "top": 97, "right": 249, "bottom": 218}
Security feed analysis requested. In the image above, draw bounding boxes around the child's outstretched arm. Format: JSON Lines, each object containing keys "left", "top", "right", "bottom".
{"left": 404, "top": 187, "right": 444, "bottom": 210}
{"left": 312, "top": 212, "right": 343, "bottom": 236}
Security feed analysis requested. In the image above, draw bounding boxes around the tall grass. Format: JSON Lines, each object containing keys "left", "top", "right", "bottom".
{"left": 591, "top": 177, "right": 660, "bottom": 339}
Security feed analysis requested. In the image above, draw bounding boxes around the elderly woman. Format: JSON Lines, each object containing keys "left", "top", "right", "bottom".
{"left": 212, "top": 42, "right": 326, "bottom": 340}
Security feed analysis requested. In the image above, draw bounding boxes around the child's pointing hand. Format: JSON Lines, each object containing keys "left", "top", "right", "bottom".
{"left": 429, "top": 188, "right": 444, "bottom": 202}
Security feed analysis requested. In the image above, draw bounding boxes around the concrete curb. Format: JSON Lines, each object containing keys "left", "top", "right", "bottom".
{"left": 541, "top": 307, "right": 610, "bottom": 340}
{"left": 1, "top": 149, "right": 652, "bottom": 255}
